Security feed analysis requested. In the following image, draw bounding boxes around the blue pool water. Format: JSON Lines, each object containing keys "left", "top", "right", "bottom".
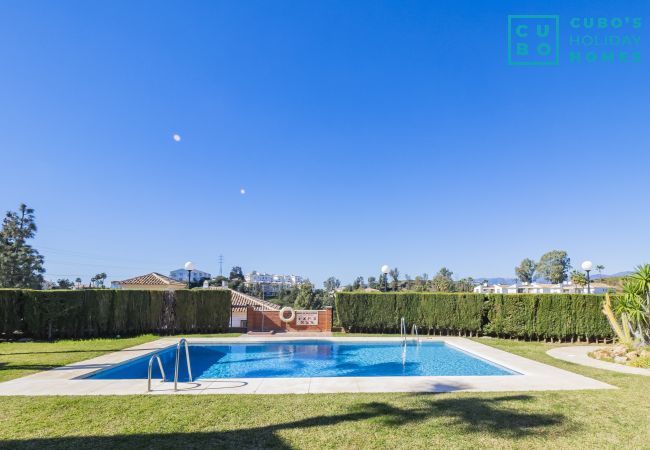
{"left": 88, "top": 341, "right": 518, "bottom": 380}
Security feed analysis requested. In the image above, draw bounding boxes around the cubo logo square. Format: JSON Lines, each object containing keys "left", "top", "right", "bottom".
{"left": 508, "top": 15, "right": 559, "bottom": 65}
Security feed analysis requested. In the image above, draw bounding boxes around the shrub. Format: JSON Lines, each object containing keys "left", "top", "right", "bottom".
{"left": 335, "top": 292, "right": 485, "bottom": 334}
{"left": 0, "top": 289, "right": 231, "bottom": 339}
{"left": 336, "top": 292, "right": 612, "bottom": 340}
{"left": 174, "top": 290, "right": 231, "bottom": 333}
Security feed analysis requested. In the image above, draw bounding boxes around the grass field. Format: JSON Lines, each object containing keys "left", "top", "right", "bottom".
{"left": 1, "top": 335, "right": 649, "bottom": 449}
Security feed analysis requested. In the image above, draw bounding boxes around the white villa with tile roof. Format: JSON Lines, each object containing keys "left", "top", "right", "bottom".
{"left": 473, "top": 281, "right": 612, "bottom": 295}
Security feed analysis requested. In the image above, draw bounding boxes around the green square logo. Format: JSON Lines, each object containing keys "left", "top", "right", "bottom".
{"left": 508, "top": 15, "right": 559, "bottom": 66}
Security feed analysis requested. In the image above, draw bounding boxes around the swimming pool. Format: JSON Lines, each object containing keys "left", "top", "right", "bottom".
{"left": 88, "top": 340, "right": 518, "bottom": 380}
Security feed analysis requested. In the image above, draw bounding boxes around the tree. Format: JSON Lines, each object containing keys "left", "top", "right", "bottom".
{"left": 374, "top": 272, "right": 390, "bottom": 291}
{"left": 455, "top": 277, "right": 476, "bottom": 292}
{"left": 403, "top": 274, "right": 413, "bottom": 290}
{"left": 322, "top": 276, "right": 340, "bottom": 307}
{"left": 209, "top": 275, "right": 229, "bottom": 287}
{"left": 228, "top": 278, "right": 244, "bottom": 292}
{"left": 323, "top": 277, "right": 340, "bottom": 293}
{"left": 515, "top": 258, "right": 537, "bottom": 283}
{"left": 367, "top": 276, "right": 378, "bottom": 289}
{"left": 536, "top": 250, "right": 571, "bottom": 284}
{"left": 99, "top": 272, "right": 107, "bottom": 287}
{"left": 91, "top": 272, "right": 107, "bottom": 288}
{"left": 570, "top": 270, "right": 587, "bottom": 287}
{"left": 413, "top": 273, "right": 428, "bottom": 292}
{"left": 389, "top": 268, "right": 400, "bottom": 291}
{"left": 275, "top": 285, "right": 300, "bottom": 307}
{"left": 312, "top": 289, "right": 326, "bottom": 309}
{"left": 352, "top": 276, "right": 365, "bottom": 290}
{"left": 55, "top": 278, "right": 75, "bottom": 289}
{"left": 294, "top": 282, "right": 317, "bottom": 309}
{"left": 229, "top": 266, "right": 245, "bottom": 281}
{"left": 74, "top": 277, "right": 82, "bottom": 287}
{"left": 432, "top": 267, "right": 454, "bottom": 292}
{"left": 596, "top": 264, "right": 605, "bottom": 277}
{"left": 0, "top": 204, "right": 45, "bottom": 289}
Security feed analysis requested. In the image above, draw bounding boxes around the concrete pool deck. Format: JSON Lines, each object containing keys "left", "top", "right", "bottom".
{"left": 0, "top": 336, "right": 614, "bottom": 395}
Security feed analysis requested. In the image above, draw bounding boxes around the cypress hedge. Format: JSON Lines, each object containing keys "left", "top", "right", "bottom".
{"left": 336, "top": 292, "right": 486, "bottom": 334}
{"left": 0, "top": 289, "right": 231, "bottom": 340}
{"left": 174, "top": 290, "right": 232, "bottom": 333}
{"left": 336, "top": 292, "right": 613, "bottom": 340}
{"left": 485, "top": 294, "right": 612, "bottom": 340}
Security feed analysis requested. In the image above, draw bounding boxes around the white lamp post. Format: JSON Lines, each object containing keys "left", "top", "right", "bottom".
{"left": 381, "top": 265, "right": 390, "bottom": 292}
{"left": 184, "top": 261, "right": 194, "bottom": 288}
{"left": 581, "top": 260, "right": 593, "bottom": 294}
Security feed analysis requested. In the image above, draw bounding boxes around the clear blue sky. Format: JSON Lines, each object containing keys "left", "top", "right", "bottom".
{"left": 1, "top": 0, "right": 648, "bottom": 286}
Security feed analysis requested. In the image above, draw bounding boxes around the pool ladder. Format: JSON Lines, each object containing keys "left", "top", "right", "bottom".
{"left": 147, "top": 338, "right": 193, "bottom": 392}
{"left": 400, "top": 317, "right": 421, "bottom": 345}
{"left": 411, "top": 324, "right": 420, "bottom": 344}
{"left": 147, "top": 353, "right": 166, "bottom": 392}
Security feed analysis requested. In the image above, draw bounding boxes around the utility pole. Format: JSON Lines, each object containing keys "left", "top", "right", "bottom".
{"left": 218, "top": 254, "right": 224, "bottom": 277}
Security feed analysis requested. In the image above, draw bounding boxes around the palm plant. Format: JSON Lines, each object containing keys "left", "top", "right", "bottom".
{"left": 628, "top": 264, "right": 650, "bottom": 343}
{"left": 603, "top": 293, "right": 632, "bottom": 346}
{"left": 603, "top": 264, "right": 650, "bottom": 346}
{"left": 570, "top": 270, "right": 587, "bottom": 287}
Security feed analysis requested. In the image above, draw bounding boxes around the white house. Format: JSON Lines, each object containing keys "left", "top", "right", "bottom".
{"left": 474, "top": 281, "right": 611, "bottom": 295}
{"left": 244, "top": 271, "right": 304, "bottom": 296}
{"left": 169, "top": 268, "right": 212, "bottom": 284}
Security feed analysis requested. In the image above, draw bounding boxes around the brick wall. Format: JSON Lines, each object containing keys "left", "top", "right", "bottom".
{"left": 246, "top": 306, "right": 333, "bottom": 332}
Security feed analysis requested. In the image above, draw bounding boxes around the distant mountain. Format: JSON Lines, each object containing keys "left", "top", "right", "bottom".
{"left": 474, "top": 277, "right": 518, "bottom": 285}
{"left": 591, "top": 272, "right": 633, "bottom": 280}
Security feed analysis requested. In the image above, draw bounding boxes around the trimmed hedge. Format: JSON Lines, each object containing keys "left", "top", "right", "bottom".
{"left": 173, "top": 290, "right": 232, "bottom": 333}
{"left": 486, "top": 294, "right": 612, "bottom": 339}
{"left": 336, "top": 292, "right": 486, "bottom": 334}
{"left": 0, "top": 289, "right": 231, "bottom": 339}
{"left": 336, "top": 292, "right": 613, "bottom": 340}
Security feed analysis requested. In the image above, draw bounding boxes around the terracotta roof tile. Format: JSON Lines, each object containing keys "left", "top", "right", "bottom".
{"left": 118, "top": 272, "right": 185, "bottom": 286}
{"left": 230, "top": 290, "right": 281, "bottom": 312}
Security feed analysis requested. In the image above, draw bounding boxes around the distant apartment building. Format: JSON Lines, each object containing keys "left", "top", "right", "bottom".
{"left": 244, "top": 271, "right": 304, "bottom": 296}
{"left": 169, "top": 268, "right": 212, "bottom": 284}
{"left": 473, "top": 281, "right": 611, "bottom": 295}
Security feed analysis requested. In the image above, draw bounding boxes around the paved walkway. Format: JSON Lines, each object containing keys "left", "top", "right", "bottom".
{"left": 0, "top": 337, "right": 614, "bottom": 395}
{"left": 247, "top": 331, "right": 333, "bottom": 337}
{"left": 547, "top": 346, "right": 650, "bottom": 377}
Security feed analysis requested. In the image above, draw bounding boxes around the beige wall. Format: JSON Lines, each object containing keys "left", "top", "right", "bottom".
{"left": 231, "top": 310, "right": 247, "bottom": 327}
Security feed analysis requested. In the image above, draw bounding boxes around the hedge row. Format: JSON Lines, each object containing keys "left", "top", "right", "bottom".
{"left": 335, "top": 292, "right": 613, "bottom": 340}
{"left": 0, "top": 289, "right": 231, "bottom": 339}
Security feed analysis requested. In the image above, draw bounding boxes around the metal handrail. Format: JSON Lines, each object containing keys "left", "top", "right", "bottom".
{"left": 174, "top": 338, "right": 193, "bottom": 391}
{"left": 400, "top": 317, "right": 406, "bottom": 345}
{"left": 411, "top": 324, "right": 420, "bottom": 343}
{"left": 147, "top": 353, "right": 166, "bottom": 392}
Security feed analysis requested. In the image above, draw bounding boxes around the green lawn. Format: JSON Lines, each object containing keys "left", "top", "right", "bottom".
{"left": 1, "top": 336, "right": 649, "bottom": 449}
